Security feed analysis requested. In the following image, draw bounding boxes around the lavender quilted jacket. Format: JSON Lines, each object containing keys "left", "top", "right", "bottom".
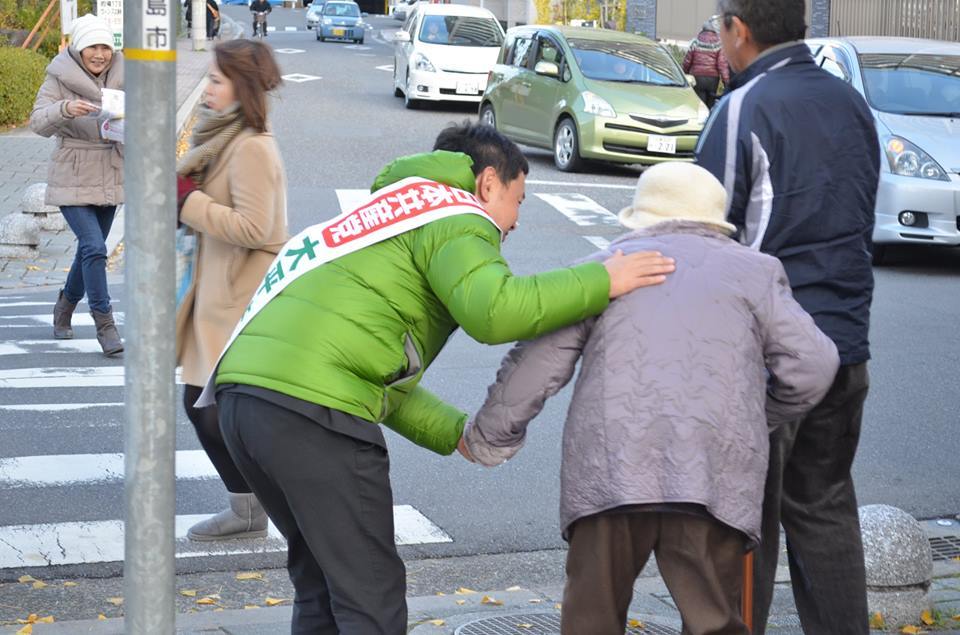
{"left": 463, "top": 222, "right": 840, "bottom": 543}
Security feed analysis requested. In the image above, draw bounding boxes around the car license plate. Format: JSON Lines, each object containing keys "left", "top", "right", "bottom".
{"left": 333, "top": 28, "right": 345, "bottom": 36}
{"left": 456, "top": 82, "right": 478, "bottom": 95}
{"left": 648, "top": 135, "right": 677, "bottom": 154}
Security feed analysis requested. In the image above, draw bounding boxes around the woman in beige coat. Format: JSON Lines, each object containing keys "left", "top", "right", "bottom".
{"left": 30, "top": 14, "right": 123, "bottom": 355}
{"left": 176, "top": 39, "right": 287, "bottom": 541}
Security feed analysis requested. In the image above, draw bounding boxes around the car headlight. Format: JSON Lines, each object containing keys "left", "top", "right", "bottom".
{"left": 323, "top": 17, "right": 333, "bottom": 25}
{"left": 883, "top": 136, "right": 949, "bottom": 181}
{"left": 581, "top": 91, "right": 616, "bottom": 118}
{"left": 356, "top": 19, "right": 364, "bottom": 26}
{"left": 697, "top": 102, "right": 710, "bottom": 125}
{"left": 413, "top": 52, "right": 436, "bottom": 73}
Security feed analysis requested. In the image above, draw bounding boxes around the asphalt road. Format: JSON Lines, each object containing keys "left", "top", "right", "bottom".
{"left": 0, "top": 6, "right": 958, "bottom": 621}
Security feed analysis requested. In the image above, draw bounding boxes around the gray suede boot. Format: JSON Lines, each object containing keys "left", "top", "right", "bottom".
{"left": 187, "top": 492, "right": 268, "bottom": 542}
{"left": 91, "top": 309, "right": 123, "bottom": 357}
{"left": 53, "top": 291, "right": 77, "bottom": 340}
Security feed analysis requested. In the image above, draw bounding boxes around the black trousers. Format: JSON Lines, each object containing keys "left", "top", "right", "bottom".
{"left": 183, "top": 385, "right": 250, "bottom": 494}
{"left": 753, "top": 363, "right": 870, "bottom": 634}
{"left": 218, "top": 391, "right": 407, "bottom": 635}
{"left": 694, "top": 75, "right": 721, "bottom": 109}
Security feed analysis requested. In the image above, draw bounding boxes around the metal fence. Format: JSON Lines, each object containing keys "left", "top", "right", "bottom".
{"left": 830, "top": 0, "right": 960, "bottom": 41}
{"left": 652, "top": 0, "right": 815, "bottom": 42}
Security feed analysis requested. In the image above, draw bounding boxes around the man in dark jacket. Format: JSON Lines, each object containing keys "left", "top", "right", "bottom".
{"left": 249, "top": 0, "right": 272, "bottom": 36}
{"left": 682, "top": 18, "right": 730, "bottom": 108}
{"left": 695, "top": 0, "right": 880, "bottom": 633}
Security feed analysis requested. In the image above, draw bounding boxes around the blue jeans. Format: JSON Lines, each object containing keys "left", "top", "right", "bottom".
{"left": 61, "top": 205, "right": 116, "bottom": 313}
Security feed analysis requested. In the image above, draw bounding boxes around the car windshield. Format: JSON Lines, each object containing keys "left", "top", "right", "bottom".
{"left": 418, "top": 15, "right": 504, "bottom": 47}
{"left": 859, "top": 53, "right": 960, "bottom": 116}
{"left": 324, "top": 3, "right": 359, "bottom": 16}
{"left": 568, "top": 38, "right": 685, "bottom": 86}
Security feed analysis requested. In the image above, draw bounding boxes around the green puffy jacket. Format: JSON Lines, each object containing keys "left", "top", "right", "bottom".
{"left": 217, "top": 151, "right": 610, "bottom": 455}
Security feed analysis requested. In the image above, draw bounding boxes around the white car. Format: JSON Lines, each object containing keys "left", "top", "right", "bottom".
{"left": 392, "top": 3, "right": 505, "bottom": 109}
{"left": 390, "top": 0, "right": 416, "bottom": 21}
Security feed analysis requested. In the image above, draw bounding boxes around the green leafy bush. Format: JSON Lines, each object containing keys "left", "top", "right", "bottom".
{"left": 0, "top": 46, "right": 48, "bottom": 128}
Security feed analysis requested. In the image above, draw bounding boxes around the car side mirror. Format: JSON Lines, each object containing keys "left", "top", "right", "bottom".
{"left": 685, "top": 74, "right": 696, "bottom": 86}
{"left": 534, "top": 60, "right": 560, "bottom": 78}
{"left": 393, "top": 30, "right": 411, "bottom": 42}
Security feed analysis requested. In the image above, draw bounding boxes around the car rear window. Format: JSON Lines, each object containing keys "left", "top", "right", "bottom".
{"left": 324, "top": 3, "right": 359, "bottom": 16}
{"left": 568, "top": 38, "right": 685, "bottom": 86}
{"left": 418, "top": 15, "right": 504, "bottom": 47}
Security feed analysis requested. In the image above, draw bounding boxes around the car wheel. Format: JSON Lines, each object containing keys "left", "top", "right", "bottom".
{"left": 404, "top": 72, "right": 419, "bottom": 110}
{"left": 554, "top": 118, "right": 583, "bottom": 172}
{"left": 479, "top": 103, "right": 496, "bottom": 129}
{"left": 871, "top": 244, "right": 888, "bottom": 266}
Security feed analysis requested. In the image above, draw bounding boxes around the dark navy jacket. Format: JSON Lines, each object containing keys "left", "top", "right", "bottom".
{"left": 696, "top": 42, "right": 880, "bottom": 366}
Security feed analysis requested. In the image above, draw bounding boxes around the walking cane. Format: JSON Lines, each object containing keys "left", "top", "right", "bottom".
{"left": 742, "top": 552, "right": 755, "bottom": 633}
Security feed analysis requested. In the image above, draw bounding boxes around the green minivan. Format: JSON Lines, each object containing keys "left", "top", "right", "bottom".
{"left": 480, "top": 26, "right": 709, "bottom": 172}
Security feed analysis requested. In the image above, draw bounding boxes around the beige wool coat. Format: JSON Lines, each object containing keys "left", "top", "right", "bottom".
{"left": 176, "top": 129, "right": 288, "bottom": 387}
{"left": 30, "top": 49, "right": 124, "bottom": 207}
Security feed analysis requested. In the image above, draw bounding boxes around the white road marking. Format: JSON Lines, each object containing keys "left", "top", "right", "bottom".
{"left": 375, "top": 64, "right": 394, "bottom": 72}
{"left": 335, "top": 189, "right": 370, "bottom": 213}
{"left": 282, "top": 73, "right": 322, "bottom": 83}
{"left": 535, "top": 193, "right": 621, "bottom": 227}
{"left": 0, "top": 450, "right": 217, "bottom": 488}
{"left": 285, "top": 26, "right": 297, "bottom": 31}
{"left": 0, "top": 313, "right": 125, "bottom": 327}
{"left": 527, "top": 179, "right": 634, "bottom": 190}
{"left": 584, "top": 236, "right": 612, "bottom": 250}
{"left": 267, "top": 26, "right": 277, "bottom": 31}
{"left": 0, "top": 302, "right": 62, "bottom": 308}
{"left": 0, "top": 366, "right": 182, "bottom": 388}
{"left": 0, "top": 339, "right": 105, "bottom": 355}
{"left": 344, "top": 45, "right": 370, "bottom": 50}
{"left": 0, "top": 505, "right": 451, "bottom": 568}
{"left": 273, "top": 48, "right": 305, "bottom": 54}
{"left": 0, "top": 402, "right": 123, "bottom": 412}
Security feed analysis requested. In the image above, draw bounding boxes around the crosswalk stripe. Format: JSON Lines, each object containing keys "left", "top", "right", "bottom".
{"left": 0, "top": 313, "right": 125, "bottom": 327}
{"left": 0, "top": 367, "right": 180, "bottom": 389}
{"left": 0, "top": 505, "right": 452, "bottom": 569}
{"left": 0, "top": 339, "right": 105, "bottom": 355}
{"left": 0, "top": 402, "right": 123, "bottom": 412}
{"left": 584, "top": 236, "right": 612, "bottom": 250}
{"left": 0, "top": 450, "right": 217, "bottom": 488}
{"left": 535, "top": 193, "right": 620, "bottom": 227}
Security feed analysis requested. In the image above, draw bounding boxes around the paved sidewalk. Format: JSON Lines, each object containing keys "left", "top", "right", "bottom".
{"left": 0, "top": 21, "right": 237, "bottom": 291}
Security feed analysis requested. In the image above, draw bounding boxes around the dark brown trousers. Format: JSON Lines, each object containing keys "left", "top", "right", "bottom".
{"left": 562, "top": 512, "right": 749, "bottom": 635}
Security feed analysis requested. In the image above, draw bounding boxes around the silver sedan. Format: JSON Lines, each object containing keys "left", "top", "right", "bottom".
{"left": 808, "top": 37, "right": 960, "bottom": 264}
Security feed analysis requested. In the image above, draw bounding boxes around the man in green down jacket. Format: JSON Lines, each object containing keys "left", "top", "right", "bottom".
{"left": 213, "top": 123, "right": 675, "bottom": 634}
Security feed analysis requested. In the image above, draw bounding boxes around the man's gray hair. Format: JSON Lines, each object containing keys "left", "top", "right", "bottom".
{"left": 716, "top": 0, "right": 807, "bottom": 45}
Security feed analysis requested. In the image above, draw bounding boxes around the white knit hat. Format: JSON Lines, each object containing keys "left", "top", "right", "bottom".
{"left": 71, "top": 14, "right": 115, "bottom": 53}
{"left": 618, "top": 162, "right": 736, "bottom": 234}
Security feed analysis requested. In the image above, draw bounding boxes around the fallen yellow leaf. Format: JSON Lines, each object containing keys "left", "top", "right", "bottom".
{"left": 901, "top": 626, "right": 921, "bottom": 634}
{"left": 435, "top": 592, "right": 446, "bottom": 596}
{"left": 236, "top": 572, "right": 264, "bottom": 581}
{"left": 64, "top": 581, "right": 78, "bottom": 587}
{"left": 528, "top": 599, "right": 543, "bottom": 604}
{"left": 214, "top": 608, "right": 224, "bottom": 612}
{"left": 25, "top": 265, "right": 41, "bottom": 272}
{"left": 265, "top": 597, "right": 290, "bottom": 606}
{"left": 455, "top": 600, "right": 466, "bottom": 605}
{"left": 18, "top": 575, "right": 36, "bottom": 583}
{"left": 921, "top": 610, "right": 935, "bottom": 626}
{"left": 455, "top": 587, "right": 477, "bottom": 595}
{"left": 428, "top": 619, "right": 445, "bottom": 626}
{"left": 16, "top": 625, "right": 32, "bottom": 635}
{"left": 196, "top": 597, "right": 218, "bottom": 606}
{"left": 36, "top": 617, "right": 54, "bottom": 624}
{"left": 481, "top": 595, "right": 503, "bottom": 606}
{"left": 32, "top": 581, "right": 47, "bottom": 589}
{"left": 555, "top": 603, "right": 563, "bottom": 610}
{"left": 517, "top": 624, "right": 533, "bottom": 629}
{"left": 244, "top": 605, "right": 260, "bottom": 610}
{"left": 953, "top": 615, "right": 960, "bottom": 621}
{"left": 869, "top": 612, "right": 886, "bottom": 630}
{"left": 106, "top": 597, "right": 123, "bottom": 606}
{"left": 506, "top": 585, "right": 522, "bottom": 591}
{"left": 179, "top": 589, "right": 198, "bottom": 597}
{"left": 97, "top": 614, "right": 107, "bottom": 620}
{"left": 16, "top": 615, "right": 37, "bottom": 624}
{"left": 628, "top": 619, "right": 645, "bottom": 628}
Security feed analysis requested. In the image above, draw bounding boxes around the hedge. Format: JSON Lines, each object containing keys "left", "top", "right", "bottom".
{"left": 0, "top": 46, "right": 48, "bottom": 128}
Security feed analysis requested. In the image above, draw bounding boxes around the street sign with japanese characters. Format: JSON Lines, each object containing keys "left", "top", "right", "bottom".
{"left": 96, "top": 0, "right": 124, "bottom": 49}
{"left": 142, "top": 0, "right": 172, "bottom": 50}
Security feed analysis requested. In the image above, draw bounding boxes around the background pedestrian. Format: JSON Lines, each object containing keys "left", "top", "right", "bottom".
{"left": 175, "top": 38, "right": 286, "bottom": 541}
{"left": 682, "top": 17, "right": 730, "bottom": 108}
{"left": 696, "top": 0, "right": 880, "bottom": 632}
{"left": 30, "top": 13, "right": 124, "bottom": 357}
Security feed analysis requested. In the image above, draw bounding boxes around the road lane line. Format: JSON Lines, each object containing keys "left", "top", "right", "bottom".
{"left": 0, "top": 505, "right": 451, "bottom": 568}
{"left": 0, "top": 313, "right": 125, "bottom": 327}
{"left": 527, "top": 179, "right": 634, "bottom": 190}
{"left": 0, "top": 339, "right": 106, "bottom": 355}
{"left": 0, "top": 366, "right": 181, "bottom": 388}
{"left": 535, "top": 193, "right": 621, "bottom": 227}
{"left": 0, "top": 450, "right": 217, "bottom": 488}
{"left": 0, "top": 403, "right": 123, "bottom": 412}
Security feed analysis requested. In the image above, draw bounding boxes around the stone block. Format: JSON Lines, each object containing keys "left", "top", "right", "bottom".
{"left": 861, "top": 504, "right": 933, "bottom": 627}
{"left": 0, "top": 212, "right": 41, "bottom": 249}
{"left": 19, "top": 183, "right": 67, "bottom": 231}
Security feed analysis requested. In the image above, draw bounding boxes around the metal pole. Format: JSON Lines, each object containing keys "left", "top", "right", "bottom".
{"left": 124, "top": 0, "right": 177, "bottom": 631}
{"left": 192, "top": 0, "right": 206, "bottom": 50}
